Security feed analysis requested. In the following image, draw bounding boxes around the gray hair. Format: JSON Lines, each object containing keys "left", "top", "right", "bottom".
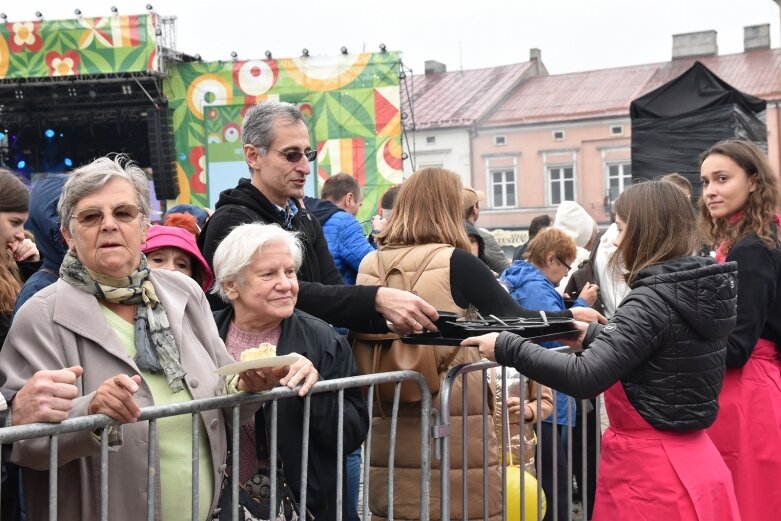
{"left": 241, "top": 101, "right": 308, "bottom": 171}
{"left": 211, "top": 222, "right": 303, "bottom": 302}
{"left": 58, "top": 155, "right": 151, "bottom": 234}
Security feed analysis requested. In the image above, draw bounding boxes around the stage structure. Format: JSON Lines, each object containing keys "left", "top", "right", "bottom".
{"left": 0, "top": 13, "right": 185, "bottom": 200}
{"left": 164, "top": 52, "right": 402, "bottom": 216}
{"left": 0, "top": 12, "right": 403, "bottom": 220}
{"left": 630, "top": 61, "right": 767, "bottom": 198}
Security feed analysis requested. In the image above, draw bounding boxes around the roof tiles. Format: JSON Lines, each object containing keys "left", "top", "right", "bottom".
{"left": 410, "top": 48, "right": 781, "bottom": 129}
{"left": 404, "top": 62, "right": 535, "bottom": 129}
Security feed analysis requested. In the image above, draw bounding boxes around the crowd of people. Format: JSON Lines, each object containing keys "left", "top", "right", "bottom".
{"left": 0, "top": 97, "right": 778, "bottom": 521}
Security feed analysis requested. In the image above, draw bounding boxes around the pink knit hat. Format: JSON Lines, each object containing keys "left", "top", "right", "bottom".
{"left": 142, "top": 225, "right": 214, "bottom": 291}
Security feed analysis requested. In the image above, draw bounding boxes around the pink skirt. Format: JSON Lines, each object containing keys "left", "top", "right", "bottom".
{"left": 707, "top": 339, "right": 781, "bottom": 521}
{"left": 594, "top": 383, "right": 741, "bottom": 521}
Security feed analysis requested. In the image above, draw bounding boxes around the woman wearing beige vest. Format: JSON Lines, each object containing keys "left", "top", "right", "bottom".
{"left": 354, "top": 167, "right": 581, "bottom": 521}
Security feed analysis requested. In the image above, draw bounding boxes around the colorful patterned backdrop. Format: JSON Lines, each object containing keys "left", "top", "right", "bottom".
{"left": 0, "top": 14, "right": 157, "bottom": 79}
{"left": 163, "top": 52, "right": 402, "bottom": 221}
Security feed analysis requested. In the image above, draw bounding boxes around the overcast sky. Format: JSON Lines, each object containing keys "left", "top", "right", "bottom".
{"left": 5, "top": 0, "right": 780, "bottom": 75}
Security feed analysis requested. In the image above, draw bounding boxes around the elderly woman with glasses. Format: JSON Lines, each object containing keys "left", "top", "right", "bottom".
{"left": 0, "top": 156, "right": 274, "bottom": 521}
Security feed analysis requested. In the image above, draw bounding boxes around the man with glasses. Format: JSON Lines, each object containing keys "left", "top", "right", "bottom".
{"left": 199, "top": 100, "right": 438, "bottom": 334}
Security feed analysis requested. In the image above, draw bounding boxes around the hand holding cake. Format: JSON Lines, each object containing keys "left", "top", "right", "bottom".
{"left": 235, "top": 343, "right": 320, "bottom": 396}
{"left": 236, "top": 343, "right": 289, "bottom": 393}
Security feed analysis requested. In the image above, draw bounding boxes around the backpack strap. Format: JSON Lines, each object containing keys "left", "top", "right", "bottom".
{"left": 409, "top": 245, "right": 450, "bottom": 290}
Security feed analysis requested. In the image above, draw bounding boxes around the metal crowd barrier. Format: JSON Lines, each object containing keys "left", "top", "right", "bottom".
{"left": 438, "top": 354, "right": 603, "bottom": 521}
{"left": 0, "top": 370, "right": 432, "bottom": 521}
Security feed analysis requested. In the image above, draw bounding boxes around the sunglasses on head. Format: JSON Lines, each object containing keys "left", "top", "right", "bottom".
{"left": 263, "top": 147, "right": 317, "bottom": 163}
{"left": 72, "top": 203, "right": 140, "bottom": 228}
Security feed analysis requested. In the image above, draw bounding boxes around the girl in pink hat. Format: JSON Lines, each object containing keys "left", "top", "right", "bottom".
{"left": 142, "top": 225, "right": 214, "bottom": 291}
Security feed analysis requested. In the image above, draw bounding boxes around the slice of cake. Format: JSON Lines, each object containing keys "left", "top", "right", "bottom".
{"left": 240, "top": 343, "right": 277, "bottom": 362}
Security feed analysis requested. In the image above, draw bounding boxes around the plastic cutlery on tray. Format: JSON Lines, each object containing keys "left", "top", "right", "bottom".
{"left": 400, "top": 311, "right": 578, "bottom": 346}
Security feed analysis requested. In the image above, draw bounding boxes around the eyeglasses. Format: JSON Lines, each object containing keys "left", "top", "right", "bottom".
{"left": 72, "top": 203, "right": 140, "bottom": 227}
{"left": 556, "top": 257, "right": 572, "bottom": 271}
{"left": 263, "top": 147, "right": 317, "bottom": 163}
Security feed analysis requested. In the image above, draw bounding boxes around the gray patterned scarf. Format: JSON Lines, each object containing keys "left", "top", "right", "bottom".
{"left": 60, "top": 250, "right": 186, "bottom": 392}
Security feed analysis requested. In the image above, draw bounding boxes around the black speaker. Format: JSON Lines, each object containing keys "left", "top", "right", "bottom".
{"left": 147, "top": 106, "right": 180, "bottom": 200}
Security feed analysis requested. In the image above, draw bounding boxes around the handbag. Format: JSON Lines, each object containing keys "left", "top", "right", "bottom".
{"left": 214, "top": 416, "right": 308, "bottom": 521}
{"left": 214, "top": 459, "right": 301, "bottom": 521}
{"left": 350, "top": 245, "right": 459, "bottom": 403}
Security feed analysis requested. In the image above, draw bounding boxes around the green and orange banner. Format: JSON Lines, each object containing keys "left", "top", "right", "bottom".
{"left": 0, "top": 14, "right": 158, "bottom": 79}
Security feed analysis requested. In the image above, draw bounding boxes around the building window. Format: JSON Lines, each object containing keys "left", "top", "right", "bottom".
{"left": 425, "top": 136, "right": 436, "bottom": 144}
{"left": 548, "top": 165, "right": 575, "bottom": 205}
{"left": 607, "top": 163, "right": 632, "bottom": 201}
{"left": 494, "top": 135, "right": 507, "bottom": 146}
{"left": 552, "top": 130, "right": 565, "bottom": 141}
{"left": 610, "top": 125, "right": 624, "bottom": 136}
{"left": 490, "top": 168, "right": 517, "bottom": 208}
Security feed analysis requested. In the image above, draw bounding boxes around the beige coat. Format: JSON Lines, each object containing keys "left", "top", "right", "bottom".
{"left": 0, "top": 270, "right": 237, "bottom": 521}
{"left": 355, "top": 244, "right": 502, "bottom": 521}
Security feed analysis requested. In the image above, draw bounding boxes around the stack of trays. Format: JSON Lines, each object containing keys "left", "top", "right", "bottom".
{"left": 401, "top": 312, "right": 578, "bottom": 346}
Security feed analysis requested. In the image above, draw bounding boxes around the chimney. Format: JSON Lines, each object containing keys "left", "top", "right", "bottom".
{"left": 744, "top": 24, "right": 771, "bottom": 51}
{"left": 529, "top": 48, "right": 542, "bottom": 62}
{"left": 672, "top": 30, "right": 718, "bottom": 59}
{"left": 424, "top": 60, "right": 446, "bottom": 74}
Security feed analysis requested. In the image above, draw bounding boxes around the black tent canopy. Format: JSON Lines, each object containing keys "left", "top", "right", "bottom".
{"left": 630, "top": 61, "right": 767, "bottom": 196}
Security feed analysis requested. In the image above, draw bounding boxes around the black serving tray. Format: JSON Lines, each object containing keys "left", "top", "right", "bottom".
{"left": 400, "top": 312, "right": 579, "bottom": 346}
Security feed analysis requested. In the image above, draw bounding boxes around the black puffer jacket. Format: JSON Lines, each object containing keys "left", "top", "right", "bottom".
{"left": 495, "top": 256, "right": 738, "bottom": 431}
{"left": 214, "top": 306, "right": 369, "bottom": 521}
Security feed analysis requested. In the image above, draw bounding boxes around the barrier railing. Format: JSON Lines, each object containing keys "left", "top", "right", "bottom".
{"left": 437, "top": 353, "right": 602, "bottom": 521}
{"left": 0, "top": 362, "right": 601, "bottom": 521}
{"left": 0, "top": 370, "right": 432, "bottom": 521}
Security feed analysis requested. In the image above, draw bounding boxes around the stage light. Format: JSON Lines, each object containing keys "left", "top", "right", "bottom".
{"left": 44, "top": 129, "right": 55, "bottom": 139}
{"left": 341, "top": 46, "right": 348, "bottom": 55}
{"left": 110, "top": 6, "right": 118, "bottom": 15}
{"left": 265, "top": 50, "right": 272, "bottom": 59}
{"left": 35, "top": 11, "right": 43, "bottom": 20}
{"left": 155, "top": 28, "right": 162, "bottom": 36}
{"left": 0, "top": 132, "right": 5, "bottom": 140}
{"left": 74, "top": 9, "right": 82, "bottom": 17}
{"left": 379, "top": 43, "right": 387, "bottom": 53}
{"left": 301, "top": 48, "right": 309, "bottom": 57}
{"left": 64, "top": 158, "right": 73, "bottom": 167}
{"left": 230, "top": 51, "right": 238, "bottom": 61}
{"left": 145, "top": 4, "right": 154, "bottom": 11}
{"left": 16, "top": 160, "right": 26, "bottom": 169}
{"left": 0, "top": 13, "right": 6, "bottom": 22}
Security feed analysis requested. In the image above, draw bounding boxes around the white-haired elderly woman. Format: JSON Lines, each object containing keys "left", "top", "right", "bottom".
{"left": 212, "top": 222, "right": 369, "bottom": 521}
{"left": 0, "top": 156, "right": 274, "bottom": 521}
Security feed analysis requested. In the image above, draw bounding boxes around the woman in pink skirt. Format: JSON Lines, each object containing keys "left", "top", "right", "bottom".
{"left": 465, "top": 180, "right": 741, "bottom": 521}
{"left": 700, "top": 139, "right": 781, "bottom": 521}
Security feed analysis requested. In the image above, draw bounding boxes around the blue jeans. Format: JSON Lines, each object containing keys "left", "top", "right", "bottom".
{"left": 346, "top": 447, "right": 362, "bottom": 521}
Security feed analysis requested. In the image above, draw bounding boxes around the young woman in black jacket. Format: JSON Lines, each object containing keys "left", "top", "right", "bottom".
{"left": 464, "top": 181, "right": 741, "bottom": 521}
{"left": 699, "top": 139, "right": 781, "bottom": 521}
